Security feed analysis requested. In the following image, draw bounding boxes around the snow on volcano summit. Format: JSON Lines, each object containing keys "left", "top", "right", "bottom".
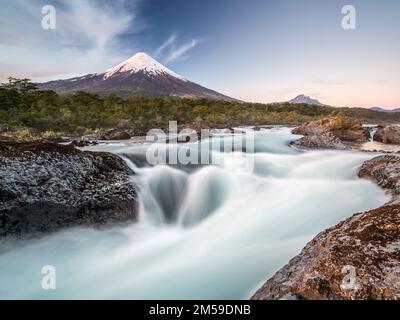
{"left": 103, "top": 52, "right": 185, "bottom": 80}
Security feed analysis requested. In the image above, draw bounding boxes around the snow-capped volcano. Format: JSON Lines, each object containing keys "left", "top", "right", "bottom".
{"left": 39, "top": 52, "right": 234, "bottom": 100}
{"left": 289, "top": 94, "right": 324, "bottom": 106}
{"left": 103, "top": 52, "right": 186, "bottom": 80}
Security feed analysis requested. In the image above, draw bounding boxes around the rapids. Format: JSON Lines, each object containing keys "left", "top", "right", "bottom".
{"left": 0, "top": 128, "right": 390, "bottom": 299}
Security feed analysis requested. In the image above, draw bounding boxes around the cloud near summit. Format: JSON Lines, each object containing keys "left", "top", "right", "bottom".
{"left": 154, "top": 33, "right": 198, "bottom": 64}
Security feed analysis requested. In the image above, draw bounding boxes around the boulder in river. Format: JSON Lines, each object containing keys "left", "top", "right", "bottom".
{"left": 358, "top": 155, "right": 400, "bottom": 200}
{"left": 291, "top": 131, "right": 349, "bottom": 150}
{"left": 374, "top": 125, "right": 400, "bottom": 145}
{"left": 292, "top": 117, "right": 369, "bottom": 150}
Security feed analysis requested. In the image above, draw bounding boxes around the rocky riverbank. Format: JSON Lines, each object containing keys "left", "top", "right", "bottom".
{"left": 0, "top": 141, "right": 138, "bottom": 239}
{"left": 252, "top": 154, "right": 400, "bottom": 300}
{"left": 0, "top": 121, "right": 221, "bottom": 144}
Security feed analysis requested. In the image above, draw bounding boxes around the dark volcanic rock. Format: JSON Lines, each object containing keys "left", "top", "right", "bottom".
{"left": 0, "top": 142, "right": 138, "bottom": 238}
{"left": 252, "top": 155, "right": 400, "bottom": 300}
{"left": 374, "top": 125, "right": 400, "bottom": 145}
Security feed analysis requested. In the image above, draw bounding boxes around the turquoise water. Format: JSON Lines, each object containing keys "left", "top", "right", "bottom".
{"left": 0, "top": 128, "right": 389, "bottom": 299}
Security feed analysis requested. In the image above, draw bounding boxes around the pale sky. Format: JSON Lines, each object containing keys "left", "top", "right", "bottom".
{"left": 0, "top": 0, "right": 399, "bottom": 109}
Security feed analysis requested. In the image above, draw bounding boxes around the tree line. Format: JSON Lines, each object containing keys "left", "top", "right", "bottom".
{"left": 1, "top": 77, "right": 398, "bottom": 134}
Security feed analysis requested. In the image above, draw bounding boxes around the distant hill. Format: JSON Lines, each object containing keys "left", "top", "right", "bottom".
{"left": 370, "top": 107, "right": 400, "bottom": 113}
{"left": 289, "top": 94, "right": 324, "bottom": 106}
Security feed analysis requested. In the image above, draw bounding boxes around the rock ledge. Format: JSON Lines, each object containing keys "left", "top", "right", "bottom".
{"left": 0, "top": 142, "right": 138, "bottom": 238}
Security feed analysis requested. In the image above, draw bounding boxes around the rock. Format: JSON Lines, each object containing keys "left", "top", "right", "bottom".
{"left": 99, "top": 128, "right": 131, "bottom": 140}
{"left": 176, "top": 122, "right": 212, "bottom": 142}
{"left": 332, "top": 129, "right": 369, "bottom": 143}
{"left": 0, "top": 141, "right": 138, "bottom": 238}
{"left": 358, "top": 155, "right": 400, "bottom": 199}
{"left": 252, "top": 154, "right": 400, "bottom": 300}
{"left": 375, "top": 125, "right": 400, "bottom": 145}
{"left": 292, "top": 120, "right": 326, "bottom": 136}
{"left": 70, "top": 140, "right": 98, "bottom": 147}
{"left": 252, "top": 204, "right": 400, "bottom": 300}
{"left": 292, "top": 117, "right": 368, "bottom": 150}
{"left": 291, "top": 132, "right": 349, "bottom": 150}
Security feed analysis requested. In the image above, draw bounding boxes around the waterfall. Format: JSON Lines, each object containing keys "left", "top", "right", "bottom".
{"left": 363, "top": 125, "right": 378, "bottom": 142}
{"left": 369, "top": 127, "right": 378, "bottom": 142}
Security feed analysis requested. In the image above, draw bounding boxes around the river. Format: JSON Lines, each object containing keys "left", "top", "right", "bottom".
{"left": 0, "top": 127, "right": 390, "bottom": 299}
